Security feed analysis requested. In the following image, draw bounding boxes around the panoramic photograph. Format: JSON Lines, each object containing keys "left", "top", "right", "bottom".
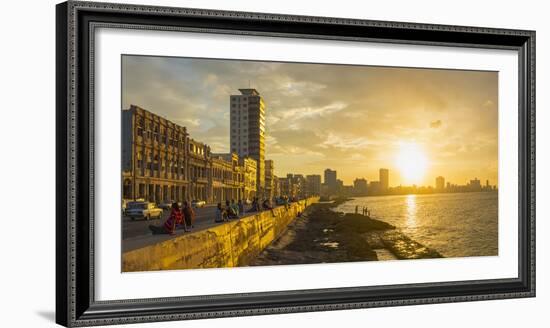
{"left": 120, "top": 55, "right": 498, "bottom": 272}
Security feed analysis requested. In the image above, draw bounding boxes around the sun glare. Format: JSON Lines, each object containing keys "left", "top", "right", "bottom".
{"left": 395, "top": 142, "right": 429, "bottom": 185}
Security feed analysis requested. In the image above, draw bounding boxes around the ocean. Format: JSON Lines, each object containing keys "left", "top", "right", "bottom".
{"left": 334, "top": 192, "right": 498, "bottom": 258}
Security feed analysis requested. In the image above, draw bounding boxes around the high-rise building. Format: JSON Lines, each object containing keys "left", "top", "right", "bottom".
{"left": 293, "top": 174, "right": 306, "bottom": 198}
{"left": 336, "top": 179, "right": 344, "bottom": 192}
{"left": 279, "top": 175, "right": 298, "bottom": 198}
{"left": 436, "top": 176, "right": 445, "bottom": 190}
{"left": 230, "top": 89, "right": 266, "bottom": 197}
{"left": 306, "top": 175, "right": 322, "bottom": 196}
{"left": 379, "top": 168, "right": 389, "bottom": 191}
{"left": 469, "top": 178, "right": 482, "bottom": 191}
{"left": 324, "top": 168, "right": 337, "bottom": 194}
{"left": 272, "top": 175, "right": 280, "bottom": 198}
{"left": 369, "top": 181, "right": 380, "bottom": 194}
{"left": 353, "top": 178, "right": 368, "bottom": 195}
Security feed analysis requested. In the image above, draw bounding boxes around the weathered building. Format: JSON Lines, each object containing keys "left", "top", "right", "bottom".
{"left": 240, "top": 156, "right": 257, "bottom": 201}
{"left": 122, "top": 105, "right": 190, "bottom": 203}
{"left": 265, "top": 160, "right": 275, "bottom": 200}
{"left": 306, "top": 174, "right": 322, "bottom": 196}
{"left": 122, "top": 105, "right": 247, "bottom": 205}
{"left": 211, "top": 153, "right": 243, "bottom": 203}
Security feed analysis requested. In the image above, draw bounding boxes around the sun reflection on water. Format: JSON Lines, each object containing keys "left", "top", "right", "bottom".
{"left": 406, "top": 194, "right": 417, "bottom": 228}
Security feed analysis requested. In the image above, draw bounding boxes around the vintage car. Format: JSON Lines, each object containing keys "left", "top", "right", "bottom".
{"left": 125, "top": 201, "right": 163, "bottom": 220}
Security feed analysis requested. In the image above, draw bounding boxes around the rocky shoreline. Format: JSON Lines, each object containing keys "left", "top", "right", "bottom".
{"left": 250, "top": 198, "right": 442, "bottom": 266}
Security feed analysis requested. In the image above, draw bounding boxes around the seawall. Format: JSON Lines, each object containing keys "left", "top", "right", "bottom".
{"left": 122, "top": 197, "right": 319, "bottom": 272}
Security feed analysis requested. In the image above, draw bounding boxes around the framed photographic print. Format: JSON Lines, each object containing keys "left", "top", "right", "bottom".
{"left": 56, "top": 1, "right": 535, "bottom": 326}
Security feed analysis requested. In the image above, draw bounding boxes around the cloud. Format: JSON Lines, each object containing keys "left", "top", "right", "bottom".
{"left": 275, "top": 102, "right": 347, "bottom": 121}
{"left": 122, "top": 55, "right": 498, "bottom": 185}
{"left": 483, "top": 99, "right": 495, "bottom": 109}
{"left": 430, "top": 120, "right": 442, "bottom": 128}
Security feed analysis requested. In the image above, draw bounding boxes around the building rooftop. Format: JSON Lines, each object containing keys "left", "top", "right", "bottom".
{"left": 238, "top": 88, "right": 260, "bottom": 96}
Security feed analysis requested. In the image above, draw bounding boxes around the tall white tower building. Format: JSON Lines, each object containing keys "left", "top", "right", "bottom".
{"left": 230, "top": 89, "right": 266, "bottom": 197}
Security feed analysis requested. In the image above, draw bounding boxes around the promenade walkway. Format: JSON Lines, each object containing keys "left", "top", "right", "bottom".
{"left": 122, "top": 204, "right": 279, "bottom": 253}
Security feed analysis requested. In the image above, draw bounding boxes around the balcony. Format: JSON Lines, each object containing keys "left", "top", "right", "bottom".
{"left": 194, "top": 176, "right": 208, "bottom": 184}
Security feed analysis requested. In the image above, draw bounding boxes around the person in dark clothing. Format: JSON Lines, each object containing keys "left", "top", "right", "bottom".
{"left": 226, "top": 200, "right": 238, "bottom": 219}
{"left": 262, "top": 199, "right": 276, "bottom": 217}
{"left": 215, "top": 202, "right": 228, "bottom": 223}
{"left": 238, "top": 199, "right": 245, "bottom": 216}
{"left": 247, "top": 198, "right": 259, "bottom": 213}
{"left": 262, "top": 199, "right": 273, "bottom": 210}
{"left": 182, "top": 201, "right": 195, "bottom": 231}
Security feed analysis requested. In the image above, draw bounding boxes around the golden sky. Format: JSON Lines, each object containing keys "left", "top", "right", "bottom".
{"left": 122, "top": 55, "right": 498, "bottom": 187}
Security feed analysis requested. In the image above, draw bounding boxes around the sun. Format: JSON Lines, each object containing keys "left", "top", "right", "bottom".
{"left": 394, "top": 142, "right": 429, "bottom": 185}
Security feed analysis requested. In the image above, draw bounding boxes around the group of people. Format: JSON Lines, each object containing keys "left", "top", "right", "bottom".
{"left": 354, "top": 205, "right": 370, "bottom": 217}
{"left": 148, "top": 201, "right": 196, "bottom": 236}
{"left": 149, "top": 196, "right": 302, "bottom": 236}
{"left": 215, "top": 200, "right": 241, "bottom": 222}
{"left": 215, "top": 198, "right": 275, "bottom": 222}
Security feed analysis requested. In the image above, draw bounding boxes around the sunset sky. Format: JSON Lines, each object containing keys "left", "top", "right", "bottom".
{"left": 122, "top": 55, "right": 498, "bottom": 187}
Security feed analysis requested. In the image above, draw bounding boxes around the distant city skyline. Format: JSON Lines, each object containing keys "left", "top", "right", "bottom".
{"left": 122, "top": 55, "right": 498, "bottom": 186}
{"left": 310, "top": 167, "right": 496, "bottom": 190}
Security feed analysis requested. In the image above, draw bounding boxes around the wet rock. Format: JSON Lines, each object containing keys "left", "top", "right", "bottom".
{"left": 380, "top": 230, "right": 443, "bottom": 259}
{"left": 250, "top": 197, "right": 442, "bottom": 266}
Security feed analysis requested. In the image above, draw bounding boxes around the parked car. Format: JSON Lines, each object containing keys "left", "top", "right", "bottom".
{"left": 121, "top": 199, "right": 129, "bottom": 215}
{"left": 158, "top": 201, "right": 183, "bottom": 211}
{"left": 158, "top": 201, "right": 175, "bottom": 211}
{"left": 191, "top": 200, "right": 206, "bottom": 208}
{"left": 122, "top": 198, "right": 145, "bottom": 215}
{"left": 125, "top": 201, "right": 163, "bottom": 220}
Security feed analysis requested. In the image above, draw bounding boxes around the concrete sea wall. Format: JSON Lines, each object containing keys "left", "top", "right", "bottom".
{"left": 122, "top": 197, "right": 319, "bottom": 272}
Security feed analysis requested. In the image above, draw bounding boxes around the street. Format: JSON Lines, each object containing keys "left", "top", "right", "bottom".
{"left": 122, "top": 205, "right": 222, "bottom": 239}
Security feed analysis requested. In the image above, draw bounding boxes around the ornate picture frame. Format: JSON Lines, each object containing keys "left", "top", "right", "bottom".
{"left": 56, "top": 1, "right": 535, "bottom": 326}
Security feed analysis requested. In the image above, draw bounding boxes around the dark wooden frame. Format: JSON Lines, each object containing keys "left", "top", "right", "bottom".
{"left": 56, "top": 1, "right": 535, "bottom": 326}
